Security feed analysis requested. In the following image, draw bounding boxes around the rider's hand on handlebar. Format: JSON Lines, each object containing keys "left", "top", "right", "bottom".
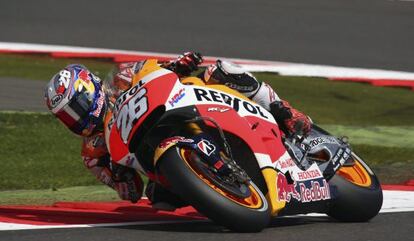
{"left": 270, "top": 100, "right": 311, "bottom": 138}
{"left": 170, "top": 52, "right": 203, "bottom": 77}
{"left": 284, "top": 109, "right": 311, "bottom": 137}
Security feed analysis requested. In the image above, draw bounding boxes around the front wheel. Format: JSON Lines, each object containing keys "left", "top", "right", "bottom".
{"left": 157, "top": 146, "right": 271, "bottom": 232}
{"left": 327, "top": 152, "right": 383, "bottom": 221}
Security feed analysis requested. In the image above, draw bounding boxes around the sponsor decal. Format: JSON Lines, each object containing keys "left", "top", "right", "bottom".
{"left": 296, "top": 169, "right": 323, "bottom": 181}
{"left": 92, "top": 91, "right": 105, "bottom": 117}
{"left": 277, "top": 158, "right": 296, "bottom": 169}
{"left": 224, "top": 82, "right": 255, "bottom": 92}
{"left": 277, "top": 172, "right": 301, "bottom": 202}
{"left": 299, "top": 180, "right": 331, "bottom": 203}
{"left": 277, "top": 172, "right": 331, "bottom": 203}
{"left": 332, "top": 147, "right": 351, "bottom": 172}
{"left": 169, "top": 88, "right": 186, "bottom": 107}
{"left": 78, "top": 69, "right": 91, "bottom": 81}
{"left": 193, "top": 88, "right": 269, "bottom": 119}
{"left": 207, "top": 107, "right": 230, "bottom": 113}
{"left": 306, "top": 136, "right": 338, "bottom": 149}
{"left": 197, "top": 139, "right": 216, "bottom": 156}
{"left": 50, "top": 94, "right": 63, "bottom": 108}
{"left": 158, "top": 136, "right": 194, "bottom": 149}
{"left": 74, "top": 77, "right": 95, "bottom": 94}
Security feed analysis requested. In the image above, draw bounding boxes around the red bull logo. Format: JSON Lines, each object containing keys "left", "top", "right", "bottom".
{"left": 299, "top": 180, "right": 331, "bottom": 203}
{"left": 277, "top": 173, "right": 300, "bottom": 202}
{"left": 277, "top": 172, "right": 331, "bottom": 203}
{"left": 78, "top": 69, "right": 91, "bottom": 81}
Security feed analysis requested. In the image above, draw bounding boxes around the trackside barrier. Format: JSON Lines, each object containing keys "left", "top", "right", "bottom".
{"left": 1, "top": 42, "right": 414, "bottom": 91}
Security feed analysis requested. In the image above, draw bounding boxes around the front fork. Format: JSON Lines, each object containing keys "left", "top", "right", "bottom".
{"left": 153, "top": 123, "right": 287, "bottom": 216}
{"left": 187, "top": 123, "right": 287, "bottom": 216}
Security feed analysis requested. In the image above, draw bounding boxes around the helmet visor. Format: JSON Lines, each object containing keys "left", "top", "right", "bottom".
{"left": 55, "top": 87, "right": 95, "bottom": 135}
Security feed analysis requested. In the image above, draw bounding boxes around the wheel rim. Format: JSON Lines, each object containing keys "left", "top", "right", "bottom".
{"left": 337, "top": 155, "right": 372, "bottom": 187}
{"left": 179, "top": 148, "right": 264, "bottom": 209}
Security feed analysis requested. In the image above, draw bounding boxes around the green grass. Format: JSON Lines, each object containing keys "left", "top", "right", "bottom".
{"left": 0, "top": 113, "right": 98, "bottom": 190}
{"left": 351, "top": 145, "right": 414, "bottom": 184}
{"left": 255, "top": 73, "right": 414, "bottom": 126}
{"left": 0, "top": 54, "right": 413, "bottom": 204}
{"left": 321, "top": 125, "right": 414, "bottom": 148}
{"left": 0, "top": 185, "right": 118, "bottom": 205}
{"left": 0, "top": 53, "right": 115, "bottom": 81}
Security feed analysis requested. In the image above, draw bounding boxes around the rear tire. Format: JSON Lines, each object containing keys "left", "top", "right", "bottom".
{"left": 158, "top": 147, "right": 271, "bottom": 232}
{"left": 327, "top": 153, "right": 383, "bottom": 221}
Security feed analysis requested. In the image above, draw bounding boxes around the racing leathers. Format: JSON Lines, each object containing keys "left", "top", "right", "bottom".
{"left": 81, "top": 52, "right": 311, "bottom": 204}
{"left": 199, "top": 59, "right": 311, "bottom": 136}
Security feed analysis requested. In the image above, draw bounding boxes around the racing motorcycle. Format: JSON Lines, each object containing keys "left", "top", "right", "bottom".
{"left": 106, "top": 60, "right": 383, "bottom": 232}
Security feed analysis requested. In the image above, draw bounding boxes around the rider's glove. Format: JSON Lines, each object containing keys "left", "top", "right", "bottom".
{"left": 112, "top": 164, "right": 143, "bottom": 203}
{"left": 167, "top": 52, "right": 203, "bottom": 77}
{"left": 114, "top": 178, "right": 143, "bottom": 203}
{"left": 270, "top": 100, "right": 311, "bottom": 137}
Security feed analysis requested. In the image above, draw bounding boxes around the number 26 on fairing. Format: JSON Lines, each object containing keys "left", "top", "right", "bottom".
{"left": 116, "top": 88, "right": 148, "bottom": 142}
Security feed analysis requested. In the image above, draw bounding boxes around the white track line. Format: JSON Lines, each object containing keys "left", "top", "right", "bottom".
{"left": 0, "top": 220, "right": 208, "bottom": 231}
{"left": 1, "top": 42, "right": 414, "bottom": 81}
{"left": 0, "top": 190, "right": 412, "bottom": 231}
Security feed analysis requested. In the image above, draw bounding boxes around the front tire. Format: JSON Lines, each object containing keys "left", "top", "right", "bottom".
{"left": 157, "top": 146, "right": 271, "bottom": 232}
{"left": 327, "top": 152, "right": 383, "bottom": 221}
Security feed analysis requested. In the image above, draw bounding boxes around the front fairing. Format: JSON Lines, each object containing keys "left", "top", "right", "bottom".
{"left": 107, "top": 67, "right": 178, "bottom": 165}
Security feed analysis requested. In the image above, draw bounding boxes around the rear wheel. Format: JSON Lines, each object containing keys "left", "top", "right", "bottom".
{"left": 157, "top": 146, "right": 271, "bottom": 232}
{"left": 327, "top": 152, "right": 383, "bottom": 221}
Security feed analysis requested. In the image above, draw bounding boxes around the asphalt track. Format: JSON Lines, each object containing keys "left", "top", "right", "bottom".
{"left": 1, "top": 0, "right": 414, "bottom": 240}
{"left": 1, "top": 0, "right": 414, "bottom": 72}
{"left": 1, "top": 212, "right": 414, "bottom": 241}
{"left": 0, "top": 77, "right": 47, "bottom": 112}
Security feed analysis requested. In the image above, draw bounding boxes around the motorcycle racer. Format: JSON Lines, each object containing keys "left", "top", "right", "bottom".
{"left": 44, "top": 52, "right": 311, "bottom": 206}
